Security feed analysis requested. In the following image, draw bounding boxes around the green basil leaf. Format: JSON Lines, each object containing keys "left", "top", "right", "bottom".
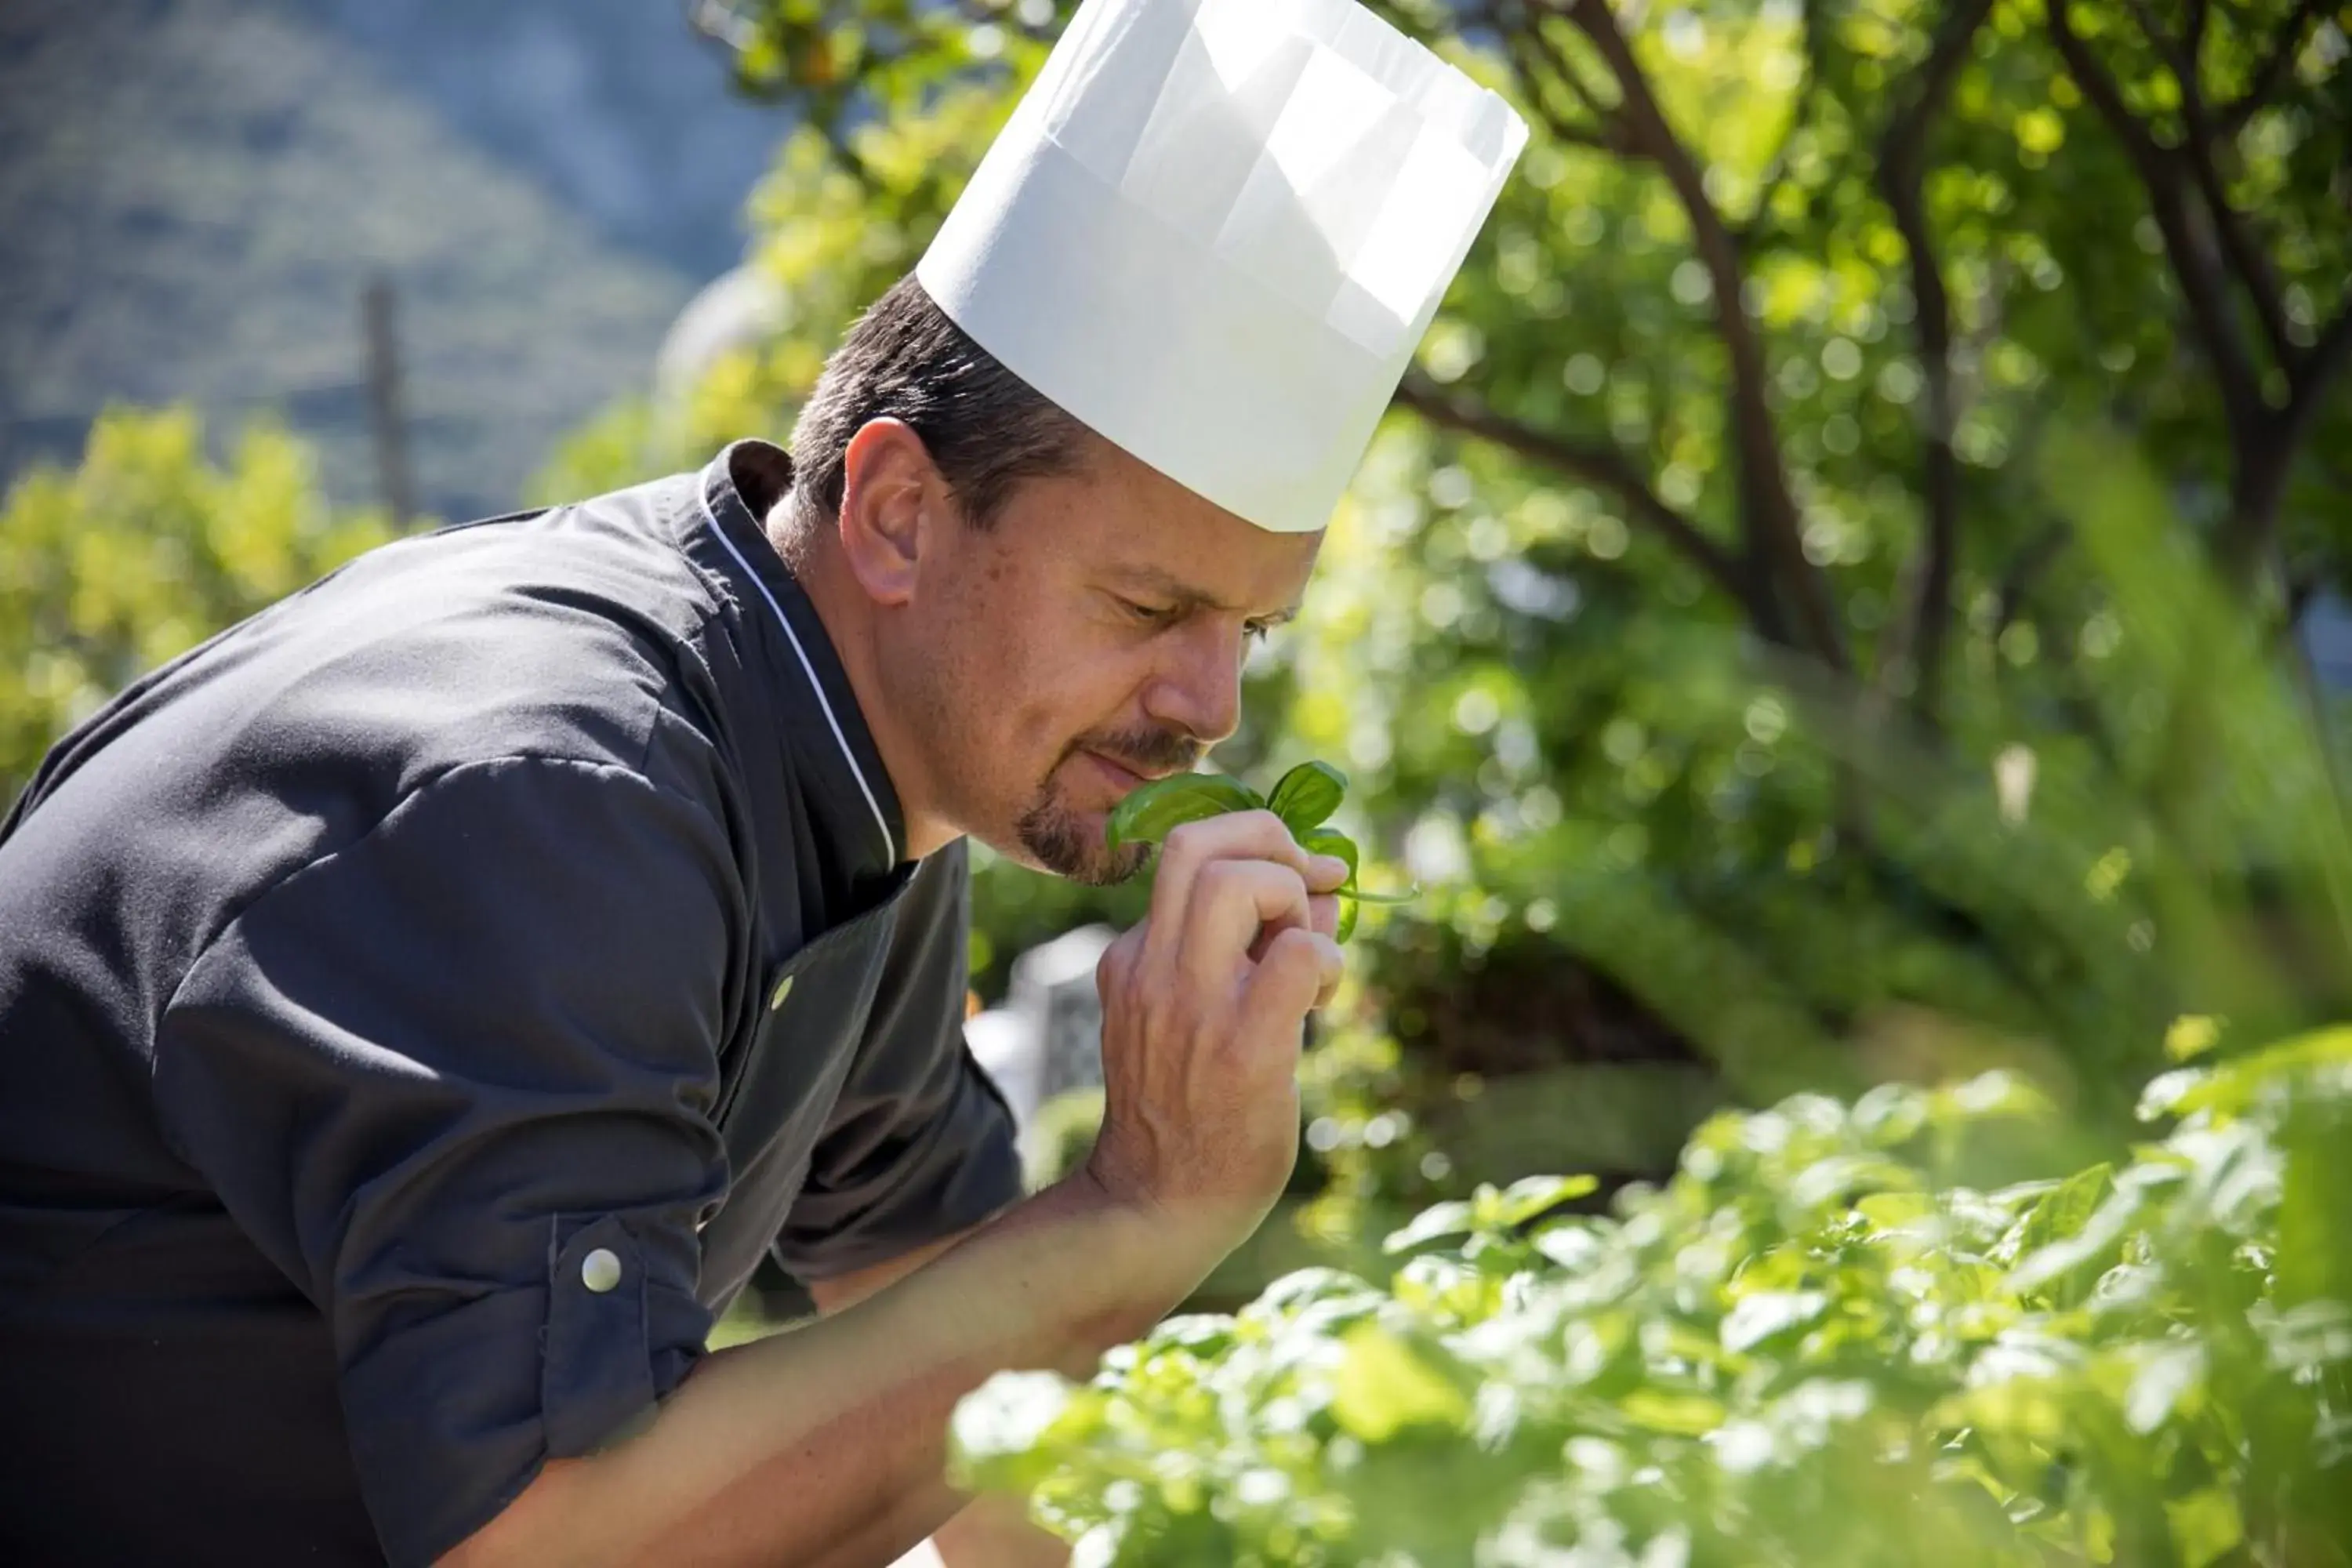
{"left": 1298, "top": 825, "right": 1363, "bottom": 943}
{"left": 1102, "top": 771, "right": 1263, "bottom": 851}
{"left": 1298, "top": 825, "right": 1359, "bottom": 881}
{"left": 1267, "top": 760, "right": 1348, "bottom": 834}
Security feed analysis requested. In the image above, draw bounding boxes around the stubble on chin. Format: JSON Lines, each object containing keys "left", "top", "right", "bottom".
{"left": 1014, "top": 779, "right": 1150, "bottom": 887}
{"left": 1010, "top": 725, "right": 1201, "bottom": 885}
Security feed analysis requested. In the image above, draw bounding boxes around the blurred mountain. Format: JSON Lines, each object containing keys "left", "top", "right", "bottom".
{"left": 0, "top": 0, "right": 782, "bottom": 522}
{"left": 308, "top": 0, "right": 777, "bottom": 282}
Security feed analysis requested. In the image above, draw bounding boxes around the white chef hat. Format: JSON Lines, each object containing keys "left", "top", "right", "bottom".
{"left": 917, "top": 0, "right": 1528, "bottom": 535}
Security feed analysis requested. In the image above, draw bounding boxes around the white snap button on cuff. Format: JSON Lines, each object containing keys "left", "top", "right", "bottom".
{"left": 581, "top": 1247, "right": 622, "bottom": 1294}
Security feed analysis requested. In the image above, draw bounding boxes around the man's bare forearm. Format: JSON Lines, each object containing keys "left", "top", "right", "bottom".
{"left": 807, "top": 1232, "right": 1069, "bottom": 1566}
{"left": 447, "top": 1170, "right": 1218, "bottom": 1567}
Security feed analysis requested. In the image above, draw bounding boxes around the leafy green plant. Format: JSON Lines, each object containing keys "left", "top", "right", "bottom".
{"left": 1105, "top": 763, "right": 1417, "bottom": 942}
{"left": 953, "top": 1040, "right": 2352, "bottom": 1566}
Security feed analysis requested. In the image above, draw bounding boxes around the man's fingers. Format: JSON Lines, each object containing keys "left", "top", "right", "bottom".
{"left": 1096, "top": 921, "right": 1147, "bottom": 1009}
{"left": 1148, "top": 811, "right": 1309, "bottom": 937}
{"left": 1306, "top": 891, "right": 1340, "bottom": 942}
{"left": 1246, "top": 926, "right": 1345, "bottom": 1028}
{"left": 1088, "top": 818, "right": 1348, "bottom": 1256}
{"left": 1178, "top": 860, "right": 1311, "bottom": 991}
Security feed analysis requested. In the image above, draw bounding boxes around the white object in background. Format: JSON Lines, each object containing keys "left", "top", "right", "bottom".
{"left": 919, "top": 0, "right": 1527, "bottom": 535}
{"left": 886, "top": 1539, "right": 946, "bottom": 1568}
{"left": 1009, "top": 924, "right": 1116, "bottom": 1109}
{"left": 965, "top": 927, "right": 1120, "bottom": 1175}
{"left": 967, "top": 1005, "right": 1047, "bottom": 1133}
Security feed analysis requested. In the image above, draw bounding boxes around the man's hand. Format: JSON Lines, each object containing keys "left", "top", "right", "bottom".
{"left": 1085, "top": 809, "right": 1348, "bottom": 1261}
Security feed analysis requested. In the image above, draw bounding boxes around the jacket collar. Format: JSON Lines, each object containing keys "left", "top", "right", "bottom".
{"left": 690, "top": 439, "right": 909, "bottom": 884}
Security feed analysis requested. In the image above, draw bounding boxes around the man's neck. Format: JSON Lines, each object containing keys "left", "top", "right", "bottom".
{"left": 763, "top": 506, "right": 959, "bottom": 863}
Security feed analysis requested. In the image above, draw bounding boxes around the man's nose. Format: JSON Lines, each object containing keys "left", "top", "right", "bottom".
{"left": 1141, "top": 623, "right": 1247, "bottom": 746}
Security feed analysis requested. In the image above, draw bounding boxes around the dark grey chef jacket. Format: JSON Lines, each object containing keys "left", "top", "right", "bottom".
{"left": 0, "top": 439, "right": 1023, "bottom": 1566}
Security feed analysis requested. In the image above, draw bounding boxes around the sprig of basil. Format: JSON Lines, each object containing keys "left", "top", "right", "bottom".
{"left": 1100, "top": 771, "right": 1262, "bottom": 854}
{"left": 1102, "top": 760, "right": 1417, "bottom": 941}
{"left": 1266, "top": 760, "right": 1345, "bottom": 835}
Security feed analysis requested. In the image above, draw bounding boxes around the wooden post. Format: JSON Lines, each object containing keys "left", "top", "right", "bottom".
{"left": 361, "top": 276, "right": 416, "bottom": 528}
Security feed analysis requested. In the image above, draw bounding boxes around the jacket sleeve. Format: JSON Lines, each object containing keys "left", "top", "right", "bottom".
{"left": 153, "top": 755, "right": 741, "bottom": 1567}
{"left": 770, "top": 840, "right": 1024, "bottom": 1282}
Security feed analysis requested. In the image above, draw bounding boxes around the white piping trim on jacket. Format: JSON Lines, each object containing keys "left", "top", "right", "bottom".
{"left": 699, "top": 488, "right": 898, "bottom": 867}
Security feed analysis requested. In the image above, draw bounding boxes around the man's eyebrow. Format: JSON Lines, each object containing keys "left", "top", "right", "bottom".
{"left": 1109, "top": 565, "right": 1301, "bottom": 624}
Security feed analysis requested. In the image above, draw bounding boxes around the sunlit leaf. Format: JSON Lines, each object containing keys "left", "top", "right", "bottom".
{"left": 1268, "top": 760, "right": 1348, "bottom": 835}
{"left": 1618, "top": 1388, "right": 1730, "bottom": 1436}
{"left": 2122, "top": 1341, "right": 2204, "bottom": 1435}
{"left": 1329, "top": 1325, "right": 1471, "bottom": 1442}
{"left": 2164, "top": 1487, "right": 2243, "bottom": 1568}
{"left": 1383, "top": 1200, "right": 1478, "bottom": 1254}
{"left": 2165, "top": 1029, "right": 2352, "bottom": 1120}
{"left": 948, "top": 1370, "right": 1083, "bottom": 1492}
{"left": 1497, "top": 1173, "right": 1600, "bottom": 1225}
{"left": 1722, "top": 1290, "right": 1831, "bottom": 1354}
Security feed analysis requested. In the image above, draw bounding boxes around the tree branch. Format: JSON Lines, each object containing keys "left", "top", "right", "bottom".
{"left": 2239, "top": 301, "right": 2352, "bottom": 572}
{"left": 1875, "top": 0, "right": 1996, "bottom": 730}
{"left": 1552, "top": 0, "right": 1849, "bottom": 670}
{"left": 2120, "top": 0, "right": 2212, "bottom": 78}
{"left": 2216, "top": 0, "right": 2322, "bottom": 133}
{"left": 2049, "top": 0, "right": 2265, "bottom": 442}
{"left": 1524, "top": 10, "right": 1621, "bottom": 130}
{"left": 1734, "top": 0, "right": 1827, "bottom": 245}
{"left": 818, "top": 114, "right": 884, "bottom": 196}
{"left": 1497, "top": 5, "right": 1634, "bottom": 155}
{"left": 1501, "top": 37, "right": 1627, "bottom": 153}
{"left": 1393, "top": 376, "right": 1762, "bottom": 616}
{"left": 1993, "top": 523, "right": 2071, "bottom": 635}
{"left": 2121, "top": 0, "right": 2186, "bottom": 70}
{"left": 2181, "top": 142, "right": 2294, "bottom": 372}
{"left": 2055, "top": 0, "right": 2340, "bottom": 588}
{"left": 2292, "top": 297, "right": 2352, "bottom": 415}
{"left": 2157, "top": 7, "right": 2299, "bottom": 372}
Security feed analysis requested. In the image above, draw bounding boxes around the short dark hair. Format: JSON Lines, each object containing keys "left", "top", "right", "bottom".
{"left": 788, "top": 273, "right": 1092, "bottom": 528}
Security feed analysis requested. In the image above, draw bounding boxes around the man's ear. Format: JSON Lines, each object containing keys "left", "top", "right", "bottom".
{"left": 834, "top": 418, "right": 946, "bottom": 608}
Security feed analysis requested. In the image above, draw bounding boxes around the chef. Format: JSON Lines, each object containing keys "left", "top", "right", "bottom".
{"left": 0, "top": 0, "right": 1523, "bottom": 1563}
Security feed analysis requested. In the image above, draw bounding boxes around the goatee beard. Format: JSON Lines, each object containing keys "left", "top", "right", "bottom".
{"left": 1015, "top": 790, "right": 1148, "bottom": 885}
{"left": 1018, "top": 725, "right": 1203, "bottom": 884}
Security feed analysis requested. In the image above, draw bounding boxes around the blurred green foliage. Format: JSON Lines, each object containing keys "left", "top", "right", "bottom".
{"left": 953, "top": 1040, "right": 2352, "bottom": 1565}
{"left": 0, "top": 406, "right": 396, "bottom": 810}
